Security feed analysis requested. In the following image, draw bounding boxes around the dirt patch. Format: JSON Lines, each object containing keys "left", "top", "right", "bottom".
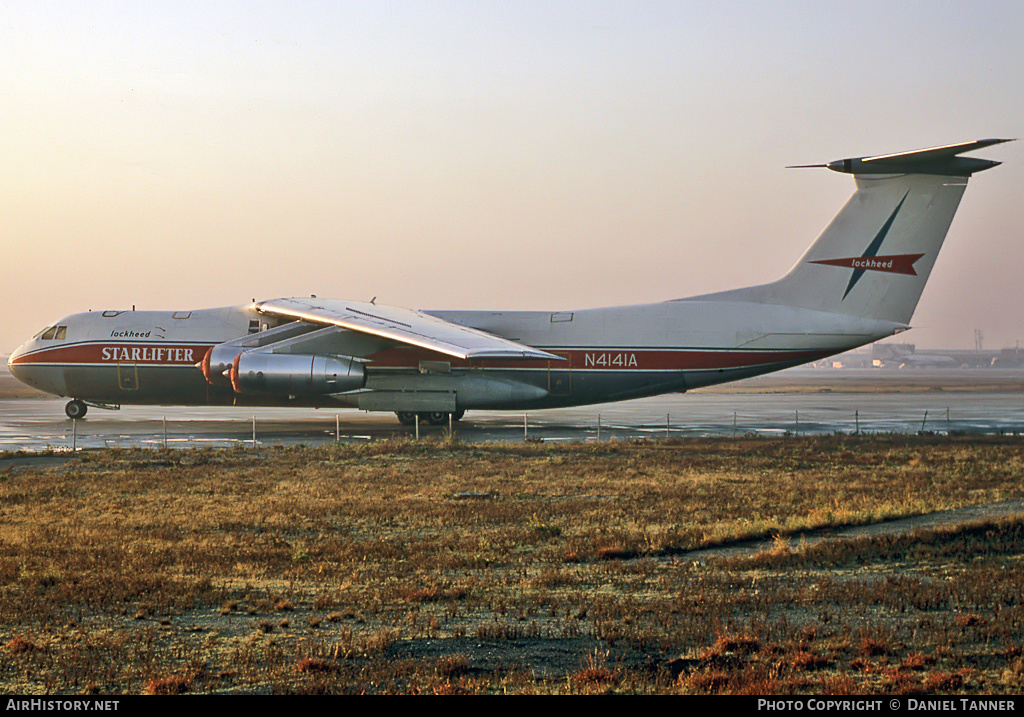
{"left": 677, "top": 498, "right": 1024, "bottom": 562}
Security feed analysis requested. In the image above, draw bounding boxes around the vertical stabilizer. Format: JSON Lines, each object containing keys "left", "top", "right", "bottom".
{"left": 693, "top": 139, "right": 1010, "bottom": 325}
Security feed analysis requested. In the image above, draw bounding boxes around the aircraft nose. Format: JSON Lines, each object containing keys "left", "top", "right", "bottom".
{"left": 8, "top": 341, "right": 27, "bottom": 367}
{"left": 7, "top": 341, "right": 66, "bottom": 396}
{"left": 7, "top": 343, "right": 30, "bottom": 383}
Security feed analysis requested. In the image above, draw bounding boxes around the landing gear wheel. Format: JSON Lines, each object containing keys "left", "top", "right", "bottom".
{"left": 396, "top": 412, "right": 418, "bottom": 426}
{"left": 65, "top": 400, "right": 88, "bottom": 420}
{"left": 452, "top": 409, "right": 466, "bottom": 422}
{"left": 426, "top": 411, "right": 450, "bottom": 426}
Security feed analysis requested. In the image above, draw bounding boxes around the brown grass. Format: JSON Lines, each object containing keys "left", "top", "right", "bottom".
{"left": 1, "top": 434, "right": 1023, "bottom": 694}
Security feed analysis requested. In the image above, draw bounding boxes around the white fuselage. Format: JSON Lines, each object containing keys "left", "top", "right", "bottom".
{"left": 8, "top": 298, "right": 900, "bottom": 411}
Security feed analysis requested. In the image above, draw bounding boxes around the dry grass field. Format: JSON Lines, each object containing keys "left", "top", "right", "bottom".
{"left": 2, "top": 434, "right": 1024, "bottom": 695}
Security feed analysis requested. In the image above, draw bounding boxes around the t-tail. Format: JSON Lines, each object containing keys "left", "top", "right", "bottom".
{"left": 702, "top": 139, "right": 1011, "bottom": 326}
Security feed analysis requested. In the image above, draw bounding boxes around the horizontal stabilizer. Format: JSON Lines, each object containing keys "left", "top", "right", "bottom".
{"left": 789, "top": 138, "right": 1013, "bottom": 177}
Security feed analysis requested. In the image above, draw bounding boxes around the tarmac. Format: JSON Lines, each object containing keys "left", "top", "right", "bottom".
{"left": 2, "top": 367, "right": 1023, "bottom": 452}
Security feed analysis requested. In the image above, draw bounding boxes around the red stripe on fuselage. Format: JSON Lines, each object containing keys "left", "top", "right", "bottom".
{"left": 10, "top": 343, "right": 214, "bottom": 366}
{"left": 13, "top": 342, "right": 833, "bottom": 373}
{"left": 364, "top": 346, "right": 832, "bottom": 371}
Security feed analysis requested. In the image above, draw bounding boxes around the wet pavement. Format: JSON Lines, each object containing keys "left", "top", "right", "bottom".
{"left": 2, "top": 368, "right": 1023, "bottom": 451}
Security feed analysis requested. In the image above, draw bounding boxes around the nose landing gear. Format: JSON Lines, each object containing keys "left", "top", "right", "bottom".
{"left": 65, "top": 400, "right": 88, "bottom": 419}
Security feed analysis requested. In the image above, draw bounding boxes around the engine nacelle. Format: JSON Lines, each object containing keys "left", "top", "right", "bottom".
{"left": 229, "top": 353, "right": 366, "bottom": 396}
{"left": 201, "top": 345, "right": 242, "bottom": 386}
{"left": 200, "top": 321, "right": 325, "bottom": 387}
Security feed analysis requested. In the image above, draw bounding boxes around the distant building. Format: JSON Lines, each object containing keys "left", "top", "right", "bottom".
{"left": 807, "top": 342, "right": 1023, "bottom": 369}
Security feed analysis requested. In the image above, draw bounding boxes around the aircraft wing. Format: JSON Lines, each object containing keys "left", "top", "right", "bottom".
{"left": 254, "top": 297, "right": 562, "bottom": 361}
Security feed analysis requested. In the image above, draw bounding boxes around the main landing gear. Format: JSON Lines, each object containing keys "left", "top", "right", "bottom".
{"left": 395, "top": 410, "right": 466, "bottom": 426}
{"left": 65, "top": 400, "right": 88, "bottom": 419}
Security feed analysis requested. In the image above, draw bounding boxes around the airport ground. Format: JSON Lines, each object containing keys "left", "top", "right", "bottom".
{"left": 2, "top": 367, "right": 1024, "bottom": 694}
{"left": 3, "top": 366, "right": 1024, "bottom": 452}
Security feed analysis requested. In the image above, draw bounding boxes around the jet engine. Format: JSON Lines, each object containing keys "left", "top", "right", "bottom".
{"left": 200, "top": 321, "right": 325, "bottom": 387}
{"left": 228, "top": 353, "right": 366, "bottom": 396}
{"left": 201, "top": 345, "right": 241, "bottom": 386}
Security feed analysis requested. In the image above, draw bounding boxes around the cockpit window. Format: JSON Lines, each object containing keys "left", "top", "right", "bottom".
{"left": 35, "top": 325, "right": 67, "bottom": 340}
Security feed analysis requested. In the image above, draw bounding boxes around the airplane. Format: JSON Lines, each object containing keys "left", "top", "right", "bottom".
{"left": 8, "top": 139, "right": 1010, "bottom": 424}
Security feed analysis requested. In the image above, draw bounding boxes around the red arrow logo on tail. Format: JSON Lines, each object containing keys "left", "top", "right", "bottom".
{"left": 810, "top": 253, "right": 925, "bottom": 276}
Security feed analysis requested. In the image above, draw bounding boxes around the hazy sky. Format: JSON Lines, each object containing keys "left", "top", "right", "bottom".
{"left": 3, "top": 1, "right": 1022, "bottom": 354}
